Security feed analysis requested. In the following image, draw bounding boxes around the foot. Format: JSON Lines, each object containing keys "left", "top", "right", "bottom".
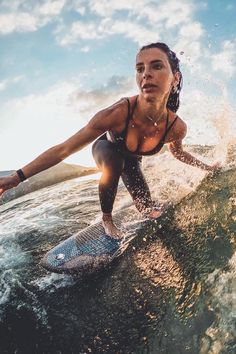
{"left": 142, "top": 204, "right": 166, "bottom": 219}
{"left": 147, "top": 209, "right": 163, "bottom": 219}
{"left": 102, "top": 215, "right": 124, "bottom": 239}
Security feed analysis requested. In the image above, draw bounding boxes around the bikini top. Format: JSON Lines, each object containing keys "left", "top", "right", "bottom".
{"left": 107, "top": 97, "right": 179, "bottom": 157}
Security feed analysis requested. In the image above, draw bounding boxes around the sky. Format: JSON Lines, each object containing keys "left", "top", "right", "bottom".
{"left": 0, "top": 0, "right": 236, "bottom": 170}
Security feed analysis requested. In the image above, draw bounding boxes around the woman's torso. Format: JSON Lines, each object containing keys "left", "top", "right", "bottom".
{"left": 106, "top": 96, "right": 180, "bottom": 157}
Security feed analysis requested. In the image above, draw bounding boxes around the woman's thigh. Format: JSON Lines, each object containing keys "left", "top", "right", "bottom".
{"left": 121, "top": 156, "right": 152, "bottom": 208}
{"left": 92, "top": 139, "right": 124, "bottom": 171}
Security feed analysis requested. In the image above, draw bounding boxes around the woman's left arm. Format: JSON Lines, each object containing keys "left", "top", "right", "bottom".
{"left": 168, "top": 117, "right": 221, "bottom": 172}
{"left": 168, "top": 139, "right": 219, "bottom": 171}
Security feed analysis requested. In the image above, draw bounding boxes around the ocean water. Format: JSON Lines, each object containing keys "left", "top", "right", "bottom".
{"left": 0, "top": 145, "right": 235, "bottom": 354}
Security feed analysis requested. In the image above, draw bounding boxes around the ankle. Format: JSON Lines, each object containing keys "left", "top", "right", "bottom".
{"left": 102, "top": 213, "right": 113, "bottom": 222}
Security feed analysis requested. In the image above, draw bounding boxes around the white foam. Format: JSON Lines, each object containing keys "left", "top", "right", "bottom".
{"left": 144, "top": 151, "right": 206, "bottom": 204}
{"left": 200, "top": 252, "right": 236, "bottom": 354}
{"left": 31, "top": 273, "right": 76, "bottom": 292}
{"left": 0, "top": 270, "right": 12, "bottom": 308}
{"left": 0, "top": 269, "right": 49, "bottom": 327}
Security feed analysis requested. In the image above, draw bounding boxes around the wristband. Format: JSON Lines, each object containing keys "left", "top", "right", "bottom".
{"left": 16, "top": 169, "right": 27, "bottom": 182}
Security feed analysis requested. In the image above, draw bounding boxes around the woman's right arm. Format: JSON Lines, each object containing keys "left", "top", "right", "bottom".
{"left": 0, "top": 100, "right": 127, "bottom": 196}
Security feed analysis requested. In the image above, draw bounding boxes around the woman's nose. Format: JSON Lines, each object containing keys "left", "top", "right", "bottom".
{"left": 142, "top": 67, "right": 152, "bottom": 79}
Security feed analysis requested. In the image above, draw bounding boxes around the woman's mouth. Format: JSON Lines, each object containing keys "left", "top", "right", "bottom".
{"left": 142, "top": 84, "right": 157, "bottom": 92}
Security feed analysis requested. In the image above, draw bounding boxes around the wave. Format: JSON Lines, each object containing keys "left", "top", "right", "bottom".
{"left": 0, "top": 147, "right": 235, "bottom": 353}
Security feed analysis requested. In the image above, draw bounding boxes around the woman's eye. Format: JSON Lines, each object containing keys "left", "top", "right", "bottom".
{"left": 153, "top": 64, "right": 163, "bottom": 70}
{"left": 136, "top": 67, "right": 143, "bottom": 73}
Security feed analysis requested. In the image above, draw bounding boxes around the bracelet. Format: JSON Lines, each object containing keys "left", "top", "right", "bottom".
{"left": 16, "top": 169, "right": 27, "bottom": 182}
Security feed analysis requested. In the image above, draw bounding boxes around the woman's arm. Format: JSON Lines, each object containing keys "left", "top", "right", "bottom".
{"left": 168, "top": 117, "right": 220, "bottom": 172}
{"left": 168, "top": 139, "right": 220, "bottom": 171}
{"left": 0, "top": 100, "right": 126, "bottom": 196}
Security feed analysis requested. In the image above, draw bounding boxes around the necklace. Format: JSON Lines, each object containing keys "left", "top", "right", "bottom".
{"left": 146, "top": 115, "right": 158, "bottom": 126}
{"left": 133, "top": 98, "right": 168, "bottom": 128}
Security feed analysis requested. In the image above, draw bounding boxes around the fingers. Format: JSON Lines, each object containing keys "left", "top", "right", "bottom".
{"left": 213, "top": 162, "right": 222, "bottom": 169}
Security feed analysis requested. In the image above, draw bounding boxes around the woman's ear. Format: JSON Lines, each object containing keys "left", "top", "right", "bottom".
{"left": 173, "top": 71, "right": 181, "bottom": 87}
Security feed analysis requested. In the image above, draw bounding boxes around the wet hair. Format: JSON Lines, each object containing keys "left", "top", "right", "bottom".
{"left": 138, "top": 42, "right": 183, "bottom": 112}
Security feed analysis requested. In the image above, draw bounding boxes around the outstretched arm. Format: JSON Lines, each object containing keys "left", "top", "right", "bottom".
{"left": 168, "top": 139, "right": 220, "bottom": 171}
{"left": 0, "top": 100, "right": 126, "bottom": 196}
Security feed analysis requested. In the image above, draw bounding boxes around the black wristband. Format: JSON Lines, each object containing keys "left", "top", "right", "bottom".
{"left": 16, "top": 169, "right": 27, "bottom": 182}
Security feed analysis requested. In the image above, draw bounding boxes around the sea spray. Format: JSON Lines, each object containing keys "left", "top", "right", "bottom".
{"left": 200, "top": 252, "right": 236, "bottom": 354}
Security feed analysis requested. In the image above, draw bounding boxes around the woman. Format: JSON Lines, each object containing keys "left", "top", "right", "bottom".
{"left": 0, "top": 43, "right": 219, "bottom": 238}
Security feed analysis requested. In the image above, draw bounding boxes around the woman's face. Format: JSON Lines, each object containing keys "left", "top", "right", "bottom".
{"left": 135, "top": 47, "right": 179, "bottom": 102}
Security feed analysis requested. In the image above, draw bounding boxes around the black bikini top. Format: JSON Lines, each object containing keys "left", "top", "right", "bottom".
{"left": 107, "top": 96, "right": 179, "bottom": 156}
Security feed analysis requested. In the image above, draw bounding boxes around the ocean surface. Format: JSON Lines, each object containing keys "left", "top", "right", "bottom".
{"left": 0, "top": 145, "right": 235, "bottom": 354}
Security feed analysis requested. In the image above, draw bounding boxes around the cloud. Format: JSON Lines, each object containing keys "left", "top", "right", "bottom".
{"left": 0, "top": 76, "right": 24, "bottom": 92}
{"left": 56, "top": 0, "right": 199, "bottom": 47}
{"left": 179, "top": 22, "right": 204, "bottom": 40}
{"left": 87, "top": 0, "right": 194, "bottom": 28}
{"left": 0, "top": 0, "right": 205, "bottom": 62}
{"left": 211, "top": 39, "right": 236, "bottom": 77}
{"left": 102, "top": 19, "right": 160, "bottom": 46}
{"left": 54, "top": 0, "right": 212, "bottom": 83}
{"left": 0, "top": 0, "right": 26, "bottom": 11}
{"left": 58, "top": 21, "right": 101, "bottom": 46}
{"left": 88, "top": 0, "right": 146, "bottom": 17}
{"left": 58, "top": 16, "right": 160, "bottom": 47}
{"left": 68, "top": 75, "right": 135, "bottom": 115}
{"left": 142, "top": 0, "right": 194, "bottom": 28}
{"left": 0, "top": 0, "right": 66, "bottom": 35}
{"left": 80, "top": 45, "right": 90, "bottom": 52}
{"left": 0, "top": 13, "right": 39, "bottom": 34}
{"left": 38, "top": 0, "right": 66, "bottom": 16}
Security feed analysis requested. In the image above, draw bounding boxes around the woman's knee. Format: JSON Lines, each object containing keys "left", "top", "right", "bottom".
{"left": 92, "top": 140, "right": 124, "bottom": 171}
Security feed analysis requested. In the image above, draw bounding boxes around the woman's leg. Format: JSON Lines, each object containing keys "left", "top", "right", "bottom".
{"left": 121, "top": 157, "right": 152, "bottom": 212}
{"left": 92, "top": 139, "right": 125, "bottom": 238}
{"left": 121, "top": 157, "right": 163, "bottom": 218}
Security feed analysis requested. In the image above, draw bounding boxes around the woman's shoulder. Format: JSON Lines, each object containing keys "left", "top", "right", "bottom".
{"left": 101, "top": 95, "right": 137, "bottom": 123}
{"left": 99, "top": 97, "right": 127, "bottom": 117}
{"left": 105, "top": 95, "right": 137, "bottom": 114}
{"left": 168, "top": 110, "right": 187, "bottom": 140}
{"left": 90, "top": 96, "right": 136, "bottom": 132}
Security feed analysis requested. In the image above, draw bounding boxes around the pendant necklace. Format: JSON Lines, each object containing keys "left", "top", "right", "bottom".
{"left": 146, "top": 115, "right": 158, "bottom": 126}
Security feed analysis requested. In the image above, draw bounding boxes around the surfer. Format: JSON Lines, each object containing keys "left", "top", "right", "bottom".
{"left": 0, "top": 42, "right": 220, "bottom": 239}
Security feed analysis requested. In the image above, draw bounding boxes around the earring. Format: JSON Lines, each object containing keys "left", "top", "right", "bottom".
{"left": 171, "top": 86, "right": 177, "bottom": 94}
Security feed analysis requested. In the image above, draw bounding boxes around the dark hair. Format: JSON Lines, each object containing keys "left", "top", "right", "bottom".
{"left": 139, "top": 42, "right": 183, "bottom": 112}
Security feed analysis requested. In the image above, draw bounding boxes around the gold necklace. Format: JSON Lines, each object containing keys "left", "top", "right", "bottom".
{"left": 146, "top": 115, "right": 158, "bottom": 126}
{"left": 146, "top": 111, "right": 168, "bottom": 127}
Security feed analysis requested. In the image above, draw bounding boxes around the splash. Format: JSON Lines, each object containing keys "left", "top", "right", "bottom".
{"left": 200, "top": 252, "right": 236, "bottom": 354}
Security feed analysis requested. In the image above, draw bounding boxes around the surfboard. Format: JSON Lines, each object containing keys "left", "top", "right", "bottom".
{"left": 40, "top": 207, "right": 140, "bottom": 276}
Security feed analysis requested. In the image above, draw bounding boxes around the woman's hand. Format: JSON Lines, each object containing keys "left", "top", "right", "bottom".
{"left": 206, "top": 162, "right": 222, "bottom": 175}
{"left": 0, "top": 175, "right": 20, "bottom": 197}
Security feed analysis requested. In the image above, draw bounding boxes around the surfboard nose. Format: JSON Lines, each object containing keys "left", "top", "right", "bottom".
{"left": 40, "top": 234, "right": 121, "bottom": 275}
{"left": 40, "top": 251, "right": 110, "bottom": 275}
